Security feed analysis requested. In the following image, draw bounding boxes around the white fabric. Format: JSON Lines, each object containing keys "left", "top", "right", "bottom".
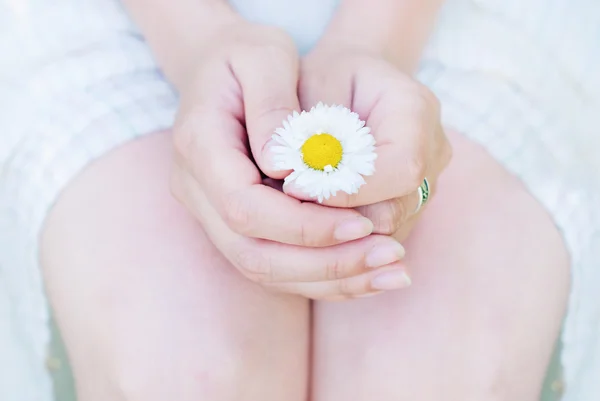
{"left": 0, "top": 0, "right": 599, "bottom": 400}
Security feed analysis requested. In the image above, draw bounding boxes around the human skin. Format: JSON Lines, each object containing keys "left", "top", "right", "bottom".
{"left": 41, "top": 0, "right": 569, "bottom": 399}
{"left": 42, "top": 129, "right": 568, "bottom": 401}
{"left": 121, "top": 0, "right": 450, "bottom": 298}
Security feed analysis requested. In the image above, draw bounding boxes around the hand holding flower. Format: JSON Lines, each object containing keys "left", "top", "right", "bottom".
{"left": 286, "top": 48, "right": 452, "bottom": 239}
{"left": 171, "top": 20, "right": 410, "bottom": 299}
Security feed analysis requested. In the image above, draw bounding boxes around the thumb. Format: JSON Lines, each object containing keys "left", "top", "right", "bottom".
{"left": 232, "top": 43, "right": 301, "bottom": 179}
{"left": 282, "top": 67, "right": 355, "bottom": 198}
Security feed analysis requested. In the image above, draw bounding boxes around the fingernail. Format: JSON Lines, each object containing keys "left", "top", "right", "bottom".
{"left": 283, "top": 181, "right": 314, "bottom": 201}
{"left": 371, "top": 269, "right": 412, "bottom": 290}
{"left": 263, "top": 139, "right": 278, "bottom": 171}
{"left": 334, "top": 217, "right": 374, "bottom": 241}
{"left": 365, "top": 242, "right": 405, "bottom": 268}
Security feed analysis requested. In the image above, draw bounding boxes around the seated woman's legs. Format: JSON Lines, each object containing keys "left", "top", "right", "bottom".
{"left": 40, "top": 127, "right": 570, "bottom": 401}
{"left": 312, "top": 130, "right": 570, "bottom": 401}
{"left": 41, "top": 132, "right": 309, "bottom": 401}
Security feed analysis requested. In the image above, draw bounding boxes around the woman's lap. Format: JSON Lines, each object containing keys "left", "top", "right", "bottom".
{"left": 41, "top": 128, "right": 569, "bottom": 400}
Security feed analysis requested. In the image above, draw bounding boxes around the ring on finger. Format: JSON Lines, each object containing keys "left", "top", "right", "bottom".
{"left": 413, "top": 177, "right": 430, "bottom": 214}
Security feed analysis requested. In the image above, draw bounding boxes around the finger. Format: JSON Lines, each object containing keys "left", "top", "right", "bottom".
{"left": 232, "top": 39, "right": 301, "bottom": 179}
{"left": 356, "top": 146, "right": 445, "bottom": 235}
{"left": 219, "top": 185, "right": 375, "bottom": 246}
{"left": 356, "top": 196, "right": 413, "bottom": 235}
{"left": 287, "top": 123, "right": 451, "bottom": 213}
{"left": 176, "top": 72, "right": 374, "bottom": 247}
{"left": 356, "top": 183, "right": 429, "bottom": 235}
{"left": 266, "top": 262, "right": 411, "bottom": 299}
{"left": 283, "top": 124, "right": 430, "bottom": 207}
{"left": 173, "top": 163, "right": 406, "bottom": 286}
{"left": 175, "top": 149, "right": 375, "bottom": 248}
{"left": 391, "top": 216, "right": 419, "bottom": 243}
{"left": 286, "top": 79, "right": 441, "bottom": 208}
{"left": 230, "top": 234, "right": 405, "bottom": 283}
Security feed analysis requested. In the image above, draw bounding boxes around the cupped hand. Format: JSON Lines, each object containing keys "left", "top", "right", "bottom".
{"left": 294, "top": 47, "right": 452, "bottom": 240}
{"left": 170, "top": 21, "right": 410, "bottom": 299}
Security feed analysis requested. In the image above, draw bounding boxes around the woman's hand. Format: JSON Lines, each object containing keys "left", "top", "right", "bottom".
{"left": 171, "top": 21, "right": 410, "bottom": 300}
{"left": 294, "top": 47, "right": 452, "bottom": 240}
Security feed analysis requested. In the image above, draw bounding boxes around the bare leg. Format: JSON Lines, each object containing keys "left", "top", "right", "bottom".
{"left": 312, "top": 131, "right": 570, "bottom": 401}
{"left": 41, "top": 132, "right": 309, "bottom": 401}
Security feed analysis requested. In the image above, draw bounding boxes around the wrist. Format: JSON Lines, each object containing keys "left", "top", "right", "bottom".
{"left": 171, "top": 5, "right": 244, "bottom": 90}
{"left": 310, "top": 32, "right": 387, "bottom": 60}
{"left": 310, "top": 0, "right": 444, "bottom": 74}
{"left": 126, "top": 0, "right": 243, "bottom": 91}
{"left": 312, "top": 27, "right": 418, "bottom": 74}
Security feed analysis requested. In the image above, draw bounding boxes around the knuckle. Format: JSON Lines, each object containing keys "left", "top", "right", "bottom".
{"left": 375, "top": 218, "right": 398, "bottom": 236}
{"left": 298, "top": 221, "right": 318, "bottom": 247}
{"left": 173, "top": 107, "right": 213, "bottom": 162}
{"left": 411, "top": 92, "right": 430, "bottom": 116}
{"left": 325, "top": 257, "right": 345, "bottom": 281}
{"left": 405, "top": 152, "right": 428, "bottom": 190}
{"left": 254, "top": 99, "right": 296, "bottom": 126}
{"left": 222, "top": 193, "right": 253, "bottom": 234}
{"left": 334, "top": 193, "right": 357, "bottom": 209}
{"left": 172, "top": 118, "right": 194, "bottom": 159}
{"left": 292, "top": 208, "right": 322, "bottom": 247}
{"left": 337, "top": 277, "right": 355, "bottom": 296}
{"left": 234, "top": 247, "right": 271, "bottom": 281}
{"left": 392, "top": 198, "right": 408, "bottom": 225}
{"left": 401, "top": 81, "right": 440, "bottom": 117}
{"left": 269, "top": 39, "right": 297, "bottom": 62}
{"left": 415, "top": 82, "right": 440, "bottom": 110}
{"left": 261, "top": 26, "right": 297, "bottom": 54}
{"left": 344, "top": 194, "right": 359, "bottom": 208}
{"left": 298, "top": 221, "right": 309, "bottom": 246}
{"left": 372, "top": 200, "right": 405, "bottom": 235}
{"left": 241, "top": 26, "right": 297, "bottom": 65}
{"left": 442, "top": 138, "right": 454, "bottom": 167}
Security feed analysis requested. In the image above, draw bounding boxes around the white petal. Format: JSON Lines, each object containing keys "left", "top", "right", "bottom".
{"left": 270, "top": 103, "right": 377, "bottom": 199}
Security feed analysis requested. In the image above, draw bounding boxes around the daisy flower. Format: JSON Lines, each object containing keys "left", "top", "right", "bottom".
{"left": 271, "top": 102, "right": 377, "bottom": 202}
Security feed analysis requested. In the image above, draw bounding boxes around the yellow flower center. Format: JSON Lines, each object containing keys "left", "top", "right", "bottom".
{"left": 301, "top": 133, "right": 343, "bottom": 171}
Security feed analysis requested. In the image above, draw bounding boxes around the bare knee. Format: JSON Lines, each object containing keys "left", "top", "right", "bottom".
{"left": 108, "top": 344, "right": 257, "bottom": 401}
{"left": 43, "top": 131, "right": 308, "bottom": 401}
{"left": 312, "top": 131, "right": 568, "bottom": 401}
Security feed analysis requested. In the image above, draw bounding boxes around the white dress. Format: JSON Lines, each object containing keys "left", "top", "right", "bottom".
{"left": 0, "top": 0, "right": 599, "bottom": 400}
